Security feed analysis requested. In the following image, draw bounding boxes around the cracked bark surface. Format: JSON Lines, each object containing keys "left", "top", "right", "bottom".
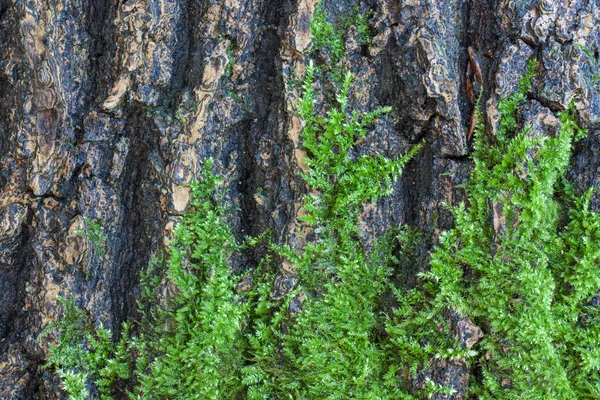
{"left": 0, "top": 0, "right": 598, "bottom": 398}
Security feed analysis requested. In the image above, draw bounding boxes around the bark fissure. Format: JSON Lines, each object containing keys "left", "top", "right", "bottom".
{"left": 0, "top": 0, "right": 599, "bottom": 397}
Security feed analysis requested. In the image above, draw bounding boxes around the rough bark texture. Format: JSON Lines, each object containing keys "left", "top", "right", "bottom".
{"left": 0, "top": 0, "right": 598, "bottom": 398}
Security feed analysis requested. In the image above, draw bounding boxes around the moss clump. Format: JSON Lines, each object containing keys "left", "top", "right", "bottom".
{"left": 39, "top": 296, "right": 130, "bottom": 400}
{"left": 40, "top": 6, "right": 600, "bottom": 400}
{"left": 131, "top": 159, "right": 247, "bottom": 399}
{"left": 310, "top": 2, "right": 346, "bottom": 65}
{"left": 76, "top": 217, "right": 108, "bottom": 260}
{"left": 311, "top": 2, "right": 374, "bottom": 62}
{"left": 310, "top": 1, "right": 374, "bottom": 84}
{"left": 388, "top": 60, "right": 600, "bottom": 399}
{"left": 41, "top": 48, "right": 417, "bottom": 400}
{"left": 241, "top": 61, "right": 421, "bottom": 399}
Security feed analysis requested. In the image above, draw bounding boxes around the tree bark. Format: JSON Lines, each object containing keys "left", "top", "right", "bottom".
{"left": 0, "top": 0, "right": 598, "bottom": 398}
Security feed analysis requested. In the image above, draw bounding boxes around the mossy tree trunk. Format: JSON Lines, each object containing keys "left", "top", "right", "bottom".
{"left": 0, "top": 0, "right": 598, "bottom": 398}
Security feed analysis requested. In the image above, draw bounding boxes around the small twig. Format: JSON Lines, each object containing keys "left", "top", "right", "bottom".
{"left": 467, "top": 106, "right": 477, "bottom": 142}
{"left": 468, "top": 46, "right": 483, "bottom": 83}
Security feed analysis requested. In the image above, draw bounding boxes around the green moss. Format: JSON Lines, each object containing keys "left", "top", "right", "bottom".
{"left": 310, "top": 2, "right": 375, "bottom": 84}
{"left": 241, "top": 61, "right": 421, "bottom": 399}
{"left": 339, "top": 7, "right": 374, "bottom": 46}
{"left": 41, "top": 9, "right": 600, "bottom": 400}
{"left": 131, "top": 159, "right": 248, "bottom": 399}
{"left": 42, "top": 38, "right": 418, "bottom": 399}
{"left": 310, "top": 2, "right": 346, "bottom": 65}
{"left": 38, "top": 295, "right": 130, "bottom": 400}
{"left": 76, "top": 217, "right": 108, "bottom": 261}
{"left": 224, "top": 38, "right": 237, "bottom": 79}
{"left": 227, "top": 89, "right": 243, "bottom": 105}
{"left": 41, "top": 162, "right": 249, "bottom": 400}
{"left": 311, "top": 2, "right": 374, "bottom": 59}
{"left": 575, "top": 43, "right": 598, "bottom": 65}
{"left": 387, "top": 60, "right": 600, "bottom": 399}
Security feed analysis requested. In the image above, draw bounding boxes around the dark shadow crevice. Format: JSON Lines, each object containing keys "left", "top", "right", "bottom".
{"left": 110, "top": 107, "right": 164, "bottom": 337}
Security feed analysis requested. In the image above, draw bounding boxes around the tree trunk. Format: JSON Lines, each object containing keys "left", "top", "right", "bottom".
{"left": 0, "top": 0, "right": 598, "bottom": 398}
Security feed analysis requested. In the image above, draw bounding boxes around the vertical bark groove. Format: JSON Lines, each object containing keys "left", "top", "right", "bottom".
{"left": 0, "top": 0, "right": 598, "bottom": 397}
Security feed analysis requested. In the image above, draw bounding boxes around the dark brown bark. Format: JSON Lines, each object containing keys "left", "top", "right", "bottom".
{"left": 0, "top": 0, "right": 598, "bottom": 398}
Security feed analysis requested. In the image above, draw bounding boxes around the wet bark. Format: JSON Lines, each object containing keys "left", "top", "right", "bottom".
{"left": 0, "top": 0, "right": 598, "bottom": 398}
